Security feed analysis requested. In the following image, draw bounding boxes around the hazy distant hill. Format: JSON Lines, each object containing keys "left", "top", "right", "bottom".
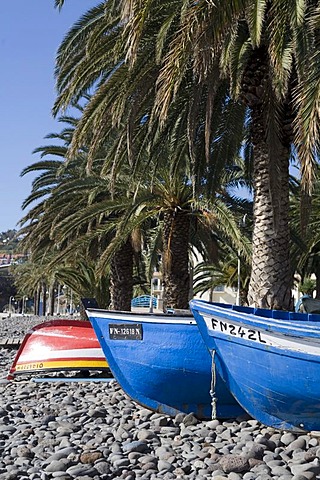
{"left": 0, "top": 229, "right": 19, "bottom": 253}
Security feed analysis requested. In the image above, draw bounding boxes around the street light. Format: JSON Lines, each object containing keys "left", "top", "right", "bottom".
{"left": 22, "top": 296, "right": 28, "bottom": 315}
{"left": 149, "top": 278, "right": 154, "bottom": 313}
{"left": 70, "top": 289, "right": 73, "bottom": 315}
{"left": 9, "top": 296, "right": 14, "bottom": 316}
{"left": 236, "top": 214, "right": 247, "bottom": 306}
{"left": 236, "top": 253, "right": 241, "bottom": 306}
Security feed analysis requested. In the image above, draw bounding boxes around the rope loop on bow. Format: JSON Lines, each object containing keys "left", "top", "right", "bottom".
{"left": 209, "top": 349, "right": 217, "bottom": 419}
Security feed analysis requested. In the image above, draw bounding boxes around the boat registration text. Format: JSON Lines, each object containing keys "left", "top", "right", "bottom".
{"left": 16, "top": 363, "right": 44, "bottom": 371}
{"left": 207, "top": 316, "right": 267, "bottom": 344}
{"left": 109, "top": 323, "right": 143, "bottom": 340}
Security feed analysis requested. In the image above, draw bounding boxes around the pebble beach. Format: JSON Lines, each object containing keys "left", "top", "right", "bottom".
{"left": 1, "top": 316, "right": 320, "bottom": 480}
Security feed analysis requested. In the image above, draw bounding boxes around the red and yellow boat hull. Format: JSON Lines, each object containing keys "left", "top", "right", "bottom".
{"left": 8, "top": 319, "right": 109, "bottom": 379}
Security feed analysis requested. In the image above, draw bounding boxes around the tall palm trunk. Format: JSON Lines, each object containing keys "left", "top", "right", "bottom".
{"left": 48, "top": 284, "right": 55, "bottom": 316}
{"left": 243, "top": 48, "right": 293, "bottom": 309}
{"left": 247, "top": 137, "right": 292, "bottom": 309}
{"left": 110, "top": 239, "right": 133, "bottom": 311}
{"left": 34, "top": 286, "right": 40, "bottom": 315}
{"left": 42, "top": 283, "right": 47, "bottom": 316}
{"left": 162, "top": 210, "right": 190, "bottom": 310}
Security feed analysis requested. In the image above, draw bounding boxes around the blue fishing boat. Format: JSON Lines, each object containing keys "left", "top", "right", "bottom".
{"left": 84, "top": 302, "right": 244, "bottom": 419}
{"left": 190, "top": 298, "right": 320, "bottom": 431}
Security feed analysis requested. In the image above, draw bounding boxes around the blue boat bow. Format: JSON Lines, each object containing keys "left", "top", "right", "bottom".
{"left": 85, "top": 306, "right": 244, "bottom": 420}
{"left": 190, "top": 299, "right": 320, "bottom": 432}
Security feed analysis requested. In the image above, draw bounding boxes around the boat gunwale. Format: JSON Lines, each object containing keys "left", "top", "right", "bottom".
{"left": 190, "top": 299, "right": 320, "bottom": 338}
{"left": 24, "top": 318, "right": 93, "bottom": 334}
{"left": 85, "top": 308, "right": 195, "bottom": 324}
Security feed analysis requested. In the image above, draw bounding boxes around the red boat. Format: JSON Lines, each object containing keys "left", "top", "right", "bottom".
{"left": 8, "top": 319, "right": 109, "bottom": 380}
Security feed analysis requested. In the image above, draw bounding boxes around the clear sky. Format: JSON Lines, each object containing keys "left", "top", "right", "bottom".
{"left": 0, "top": 1, "right": 98, "bottom": 233}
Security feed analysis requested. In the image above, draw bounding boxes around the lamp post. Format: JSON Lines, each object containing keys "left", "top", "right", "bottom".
{"left": 9, "top": 296, "right": 14, "bottom": 316}
{"left": 236, "top": 214, "right": 247, "bottom": 306}
{"left": 70, "top": 289, "right": 73, "bottom": 315}
{"left": 149, "top": 277, "right": 154, "bottom": 313}
{"left": 236, "top": 252, "right": 241, "bottom": 306}
{"left": 22, "top": 296, "right": 28, "bottom": 315}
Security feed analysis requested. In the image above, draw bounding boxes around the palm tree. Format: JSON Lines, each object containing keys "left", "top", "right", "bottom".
{"left": 193, "top": 238, "right": 252, "bottom": 305}
{"left": 105, "top": 161, "right": 252, "bottom": 309}
{"left": 19, "top": 155, "right": 133, "bottom": 310}
{"left": 12, "top": 257, "right": 52, "bottom": 315}
{"left": 18, "top": 112, "right": 133, "bottom": 310}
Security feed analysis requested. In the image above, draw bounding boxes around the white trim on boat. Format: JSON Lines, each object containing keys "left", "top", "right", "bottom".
{"left": 202, "top": 314, "right": 320, "bottom": 357}
{"left": 19, "top": 348, "right": 105, "bottom": 362}
{"left": 86, "top": 311, "right": 195, "bottom": 325}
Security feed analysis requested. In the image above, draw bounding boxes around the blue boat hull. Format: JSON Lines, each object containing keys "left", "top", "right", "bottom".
{"left": 190, "top": 299, "right": 320, "bottom": 431}
{"left": 86, "top": 309, "right": 244, "bottom": 419}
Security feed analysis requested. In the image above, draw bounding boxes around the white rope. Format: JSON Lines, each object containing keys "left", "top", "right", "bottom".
{"left": 209, "top": 349, "right": 217, "bottom": 419}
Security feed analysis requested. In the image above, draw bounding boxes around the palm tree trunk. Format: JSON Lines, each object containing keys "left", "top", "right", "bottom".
{"left": 49, "top": 284, "right": 55, "bottom": 316}
{"left": 247, "top": 140, "right": 292, "bottom": 309}
{"left": 110, "top": 239, "right": 133, "bottom": 311}
{"left": 42, "top": 283, "right": 47, "bottom": 316}
{"left": 242, "top": 47, "right": 293, "bottom": 310}
{"left": 162, "top": 210, "right": 190, "bottom": 310}
{"left": 34, "top": 285, "right": 41, "bottom": 315}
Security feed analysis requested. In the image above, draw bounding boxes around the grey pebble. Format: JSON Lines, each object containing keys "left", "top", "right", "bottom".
{"left": 271, "top": 465, "right": 291, "bottom": 476}
{"left": 290, "top": 458, "right": 320, "bottom": 476}
{"left": 219, "top": 455, "right": 250, "bottom": 473}
{"left": 122, "top": 440, "right": 149, "bottom": 453}
{"left": 292, "top": 476, "right": 315, "bottom": 480}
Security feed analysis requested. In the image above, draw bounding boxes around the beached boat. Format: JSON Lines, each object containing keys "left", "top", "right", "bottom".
{"left": 8, "top": 319, "right": 109, "bottom": 380}
{"left": 190, "top": 298, "right": 320, "bottom": 431}
{"left": 84, "top": 303, "right": 244, "bottom": 419}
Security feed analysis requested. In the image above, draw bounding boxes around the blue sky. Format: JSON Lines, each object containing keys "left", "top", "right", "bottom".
{"left": 0, "top": 1, "right": 97, "bottom": 233}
